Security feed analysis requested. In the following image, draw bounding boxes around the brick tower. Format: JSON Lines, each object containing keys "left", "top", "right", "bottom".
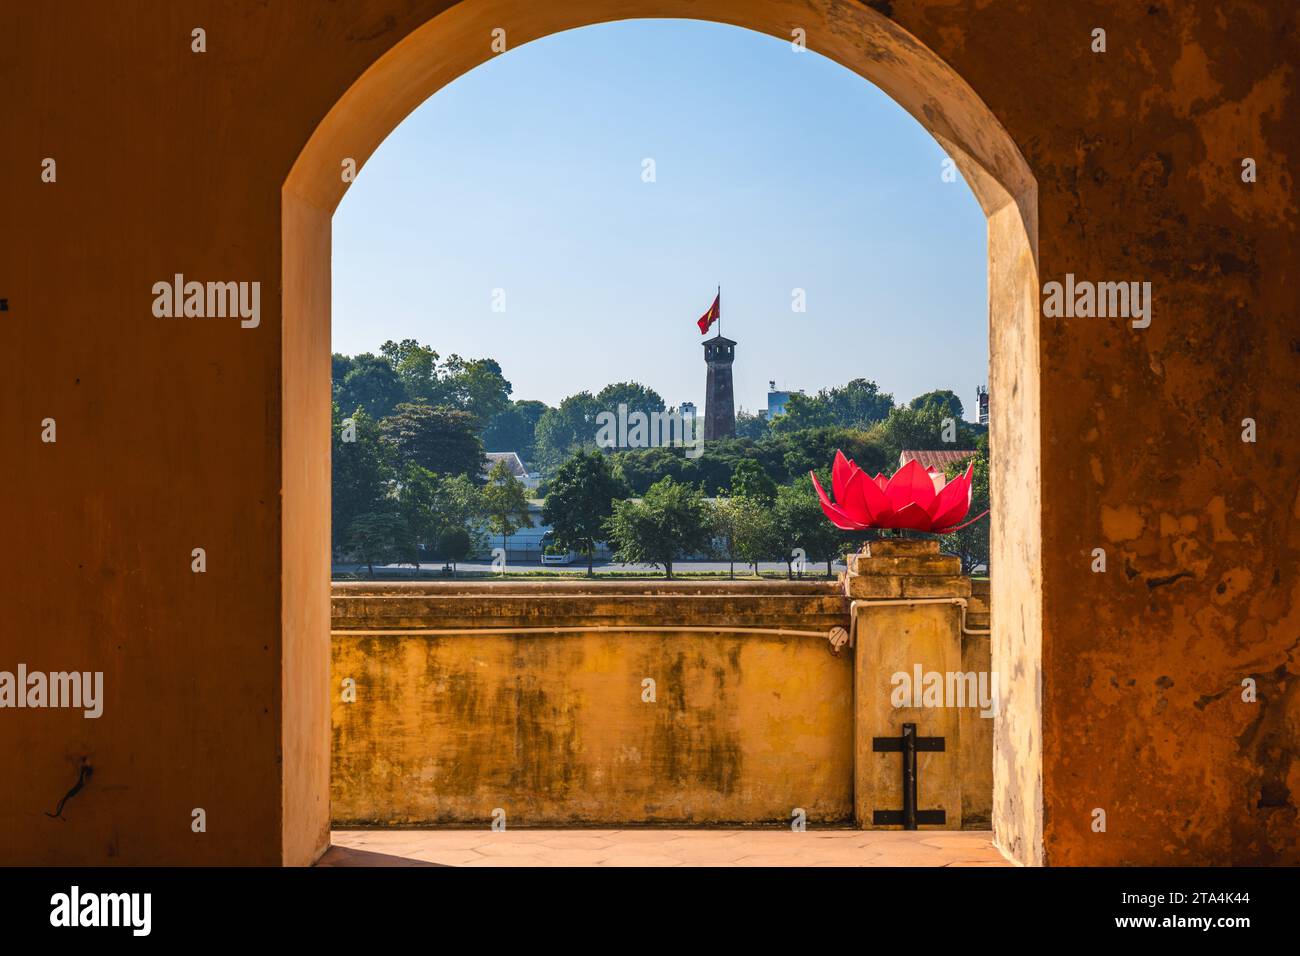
{"left": 702, "top": 334, "right": 736, "bottom": 441}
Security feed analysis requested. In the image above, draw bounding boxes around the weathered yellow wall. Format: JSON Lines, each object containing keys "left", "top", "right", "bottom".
{"left": 332, "top": 628, "right": 854, "bottom": 825}
{"left": 847, "top": 540, "right": 992, "bottom": 831}
{"left": 330, "top": 578, "right": 996, "bottom": 830}
{"left": 856, "top": 602, "right": 965, "bottom": 827}
{"left": 961, "top": 580, "right": 994, "bottom": 829}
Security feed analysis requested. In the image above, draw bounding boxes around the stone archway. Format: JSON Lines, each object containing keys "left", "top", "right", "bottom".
{"left": 281, "top": 0, "right": 1040, "bottom": 866}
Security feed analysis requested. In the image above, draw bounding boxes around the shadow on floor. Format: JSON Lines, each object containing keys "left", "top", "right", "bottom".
{"left": 316, "top": 845, "right": 446, "bottom": 867}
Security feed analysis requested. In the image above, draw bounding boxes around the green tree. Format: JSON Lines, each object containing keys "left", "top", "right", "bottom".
{"left": 440, "top": 355, "right": 513, "bottom": 426}
{"left": 711, "top": 495, "right": 775, "bottom": 578}
{"left": 481, "top": 459, "right": 534, "bottom": 558}
{"left": 438, "top": 526, "right": 474, "bottom": 575}
{"left": 482, "top": 399, "right": 549, "bottom": 462}
{"left": 611, "top": 445, "right": 689, "bottom": 495}
{"left": 607, "top": 425, "right": 893, "bottom": 497}
{"left": 911, "top": 389, "right": 965, "bottom": 421}
{"left": 734, "top": 498, "right": 778, "bottom": 576}
{"left": 595, "top": 381, "right": 665, "bottom": 419}
{"left": 332, "top": 353, "right": 355, "bottom": 388}
{"left": 533, "top": 392, "right": 602, "bottom": 471}
{"left": 541, "top": 449, "right": 626, "bottom": 575}
{"left": 769, "top": 380, "right": 894, "bottom": 433}
{"left": 377, "top": 340, "right": 513, "bottom": 425}
{"left": 605, "top": 477, "right": 713, "bottom": 579}
{"left": 940, "top": 436, "right": 990, "bottom": 574}
{"left": 873, "top": 404, "right": 978, "bottom": 464}
{"left": 770, "top": 426, "right": 892, "bottom": 484}
{"left": 709, "top": 497, "right": 743, "bottom": 579}
{"left": 773, "top": 478, "right": 844, "bottom": 577}
{"left": 395, "top": 463, "right": 440, "bottom": 572}
{"left": 332, "top": 405, "right": 392, "bottom": 555}
{"left": 734, "top": 408, "right": 769, "bottom": 440}
{"left": 768, "top": 391, "right": 833, "bottom": 433}
{"left": 730, "top": 459, "right": 778, "bottom": 505}
{"left": 346, "top": 510, "right": 410, "bottom": 579}
{"left": 380, "top": 403, "right": 486, "bottom": 478}
{"left": 430, "top": 474, "right": 486, "bottom": 566}
{"left": 335, "top": 353, "right": 406, "bottom": 421}
{"left": 380, "top": 338, "right": 440, "bottom": 404}
{"left": 824, "top": 378, "right": 895, "bottom": 427}
{"left": 770, "top": 483, "right": 812, "bottom": 578}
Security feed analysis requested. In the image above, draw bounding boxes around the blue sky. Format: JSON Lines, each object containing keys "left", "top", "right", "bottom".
{"left": 332, "top": 19, "right": 987, "bottom": 419}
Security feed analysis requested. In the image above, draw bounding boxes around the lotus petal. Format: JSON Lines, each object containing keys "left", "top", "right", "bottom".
{"left": 821, "top": 501, "right": 864, "bottom": 530}
{"left": 885, "top": 459, "right": 937, "bottom": 514}
{"left": 814, "top": 451, "right": 984, "bottom": 535}
{"left": 831, "top": 450, "right": 854, "bottom": 504}
{"left": 810, "top": 470, "right": 866, "bottom": 529}
{"left": 839, "top": 468, "right": 876, "bottom": 525}
{"left": 929, "top": 463, "right": 974, "bottom": 530}
{"left": 935, "top": 508, "right": 988, "bottom": 535}
{"left": 891, "top": 502, "right": 938, "bottom": 532}
{"left": 858, "top": 469, "right": 894, "bottom": 524}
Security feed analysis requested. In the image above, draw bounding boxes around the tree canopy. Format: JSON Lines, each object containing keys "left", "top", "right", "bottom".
{"left": 541, "top": 449, "right": 626, "bottom": 574}
{"left": 605, "top": 477, "right": 713, "bottom": 579}
{"left": 380, "top": 403, "right": 486, "bottom": 478}
{"left": 331, "top": 337, "right": 988, "bottom": 577}
{"left": 481, "top": 458, "right": 534, "bottom": 559}
{"left": 533, "top": 391, "right": 602, "bottom": 470}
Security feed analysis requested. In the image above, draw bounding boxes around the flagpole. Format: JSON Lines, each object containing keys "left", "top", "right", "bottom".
{"left": 717, "top": 284, "right": 721, "bottom": 339}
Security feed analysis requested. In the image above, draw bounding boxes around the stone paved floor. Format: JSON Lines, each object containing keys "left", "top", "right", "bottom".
{"left": 320, "top": 829, "right": 1011, "bottom": 867}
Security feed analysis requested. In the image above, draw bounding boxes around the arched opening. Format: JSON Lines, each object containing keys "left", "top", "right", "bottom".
{"left": 282, "top": 0, "right": 1039, "bottom": 866}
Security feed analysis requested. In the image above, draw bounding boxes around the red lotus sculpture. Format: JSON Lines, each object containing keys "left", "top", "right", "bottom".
{"left": 810, "top": 451, "right": 986, "bottom": 534}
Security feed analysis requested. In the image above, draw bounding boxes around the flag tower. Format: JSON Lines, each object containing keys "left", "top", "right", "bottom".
{"left": 697, "top": 287, "right": 735, "bottom": 441}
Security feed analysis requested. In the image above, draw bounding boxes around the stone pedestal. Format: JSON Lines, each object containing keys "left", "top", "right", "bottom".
{"left": 850, "top": 538, "right": 972, "bottom": 830}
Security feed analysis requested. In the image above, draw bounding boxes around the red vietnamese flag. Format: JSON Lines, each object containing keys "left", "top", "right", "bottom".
{"left": 696, "top": 290, "right": 720, "bottom": 334}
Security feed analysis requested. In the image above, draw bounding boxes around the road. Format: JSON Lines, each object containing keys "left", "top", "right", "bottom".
{"left": 333, "top": 559, "right": 847, "bottom": 579}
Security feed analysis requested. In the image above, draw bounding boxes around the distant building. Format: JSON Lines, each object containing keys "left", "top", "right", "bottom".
{"left": 899, "top": 449, "right": 978, "bottom": 472}
{"left": 483, "top": 451, "right": 540, "bottom": 490}
{"left": 481, "top": 497, "right": 553, "bottom": 561}
{"left": 480, "top": 497, "right": 617, "bottom": 563}
{"left": 976, "top": 385, "right": 989, "bottom": 426}
{"left": 679, "top": 401, "right": 697, "bottom": 421}
{"left": 766, "top": 380, "right": 804, "bottom": 419}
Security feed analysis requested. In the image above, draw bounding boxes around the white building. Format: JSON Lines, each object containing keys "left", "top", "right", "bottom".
{"left": 483, "top": 451, "right": 540, "bottom": 490}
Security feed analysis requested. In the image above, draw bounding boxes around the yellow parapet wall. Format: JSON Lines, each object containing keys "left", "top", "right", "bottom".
{"left": 331, "top": 582, "right": 855, "bottom": 826}
{"left": 846, "top": 541, "right": 994, "bottom": 831}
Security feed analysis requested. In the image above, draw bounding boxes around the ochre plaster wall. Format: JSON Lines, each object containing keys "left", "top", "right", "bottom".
{"left": 328, "top": 580, "right": 997, "bottom": 830}
{"left": 331, "top": 582, "right": 855, "bottom": 825}
{"left": 331, "top": 628, "right": 854, "bottom": 826}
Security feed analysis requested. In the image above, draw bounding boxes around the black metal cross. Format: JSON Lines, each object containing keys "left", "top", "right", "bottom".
{"left": 873, "top": 722, "right": 946, "bottom": 829}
